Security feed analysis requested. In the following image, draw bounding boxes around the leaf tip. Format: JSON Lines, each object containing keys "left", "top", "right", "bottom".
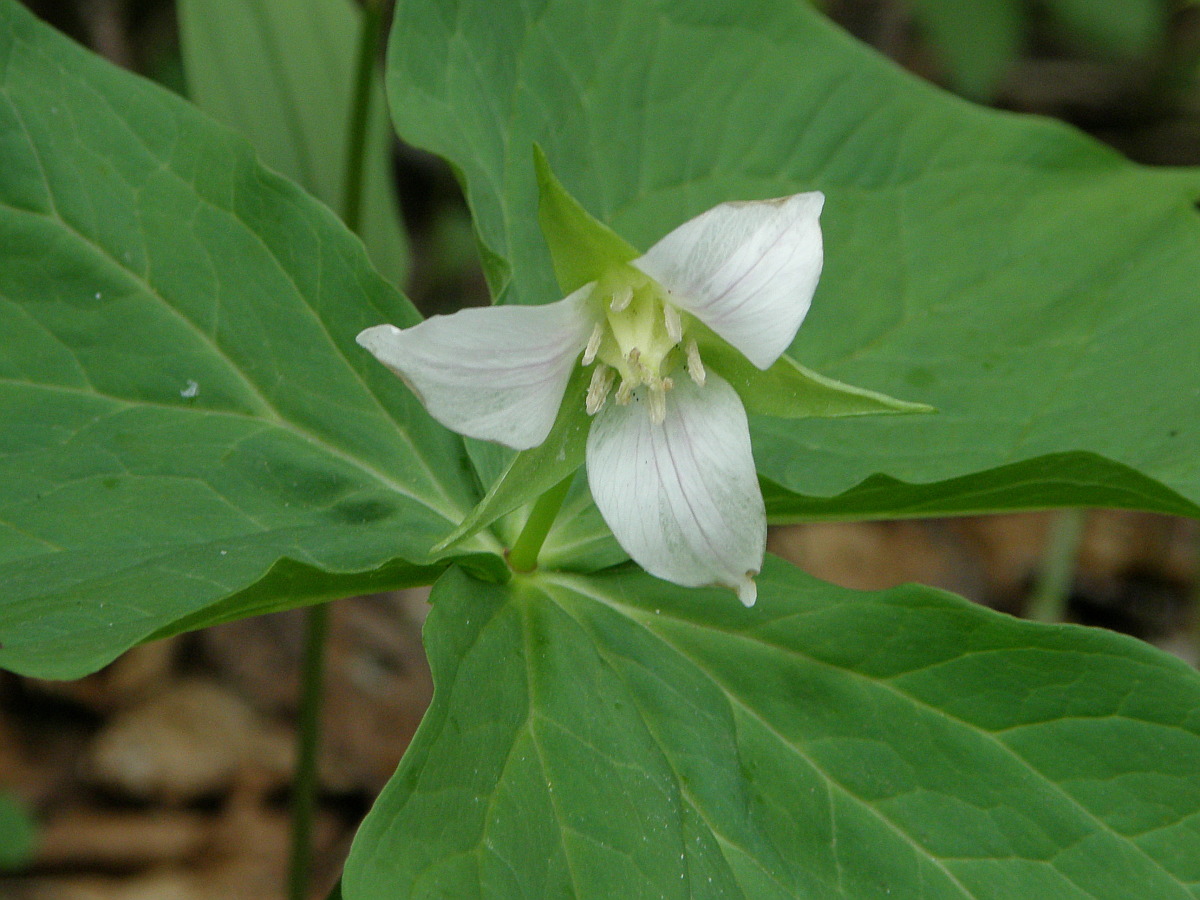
{"left": 891, "top": 399, "right": 937, "bottom": 415}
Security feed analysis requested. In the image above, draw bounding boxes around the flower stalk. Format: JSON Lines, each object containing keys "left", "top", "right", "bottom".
{"left": 508, "top": 475, "right": 574, "bottom": 572}
{"left": 287, "top": 601, "right": 331, "bottom": 900}
{"left": 1028, "top": 508, "right": 1087, "bottom": 623}
{"left": 339, "top": 0, "right": 385, "bottom": 236}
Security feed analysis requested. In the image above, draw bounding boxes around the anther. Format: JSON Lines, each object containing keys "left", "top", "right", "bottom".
{"left": 610, "top": 285, "right": 633, "bottom": 312}
{"left": 663, "top": 304, "right": 682, "bottom": 343}
{"left": 626, "top": 346, "right": 644, "bottom": 377}
{"left": 686, "top": 339, "right": 706, "bottom": 386}
{"left": 582, "top": 322, "right": 604, "bottom": 366}
{"left": 647, "top": 383, "right": 667, "bottom": 425}
{"left": 586, "top": 364, "right": 614, "bottom": 415}
{"left": 615, "top": 379, "right": 633, "bottom": 405}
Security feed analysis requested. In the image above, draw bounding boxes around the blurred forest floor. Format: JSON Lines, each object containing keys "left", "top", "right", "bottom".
{"left": 3, "top": 0, "right": 1199, "bottom": 897}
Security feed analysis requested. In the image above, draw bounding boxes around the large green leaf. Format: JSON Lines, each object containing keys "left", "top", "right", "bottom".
{"left": 178, "top": 0, "right": 409, "bottom": 284}
{"left": 345, "top": 560, "right": 1200, "bottom": 898}
{"left": 384, "top": 0, "right": 1200, "bottom": 524}
{"left": 0, "top": 1, "right": 496, "bottom": 680}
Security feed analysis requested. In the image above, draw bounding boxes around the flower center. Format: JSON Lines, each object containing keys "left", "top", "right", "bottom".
{"left": 581, "top": 266, "right": 705, "bottom": 424}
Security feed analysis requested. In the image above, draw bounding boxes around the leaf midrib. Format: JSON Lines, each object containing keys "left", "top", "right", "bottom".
{"left": 0, "top": 377, "right": 457, "bottom": 530}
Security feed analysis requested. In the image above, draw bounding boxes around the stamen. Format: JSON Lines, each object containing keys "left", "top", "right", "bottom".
{"left": 626, "top": 346, "right": 645, "bottom": 380}
{"left": 663, "top": 304, "right": 682, "bottom": 343}
{"left": 615, "top": 379, "right": 633, "bottom": 405}
{"left": 610, "top": 285, "right": 633, "bottom": 312}
{"left": 647, "top": 382, "right": 667, "bottom": 425}
{"left": 582, "top": 322, "right": 604, "bottom": 366}
{"left": 586, "top": 364, "right": 614, "bottom": 415}
{"left": 686, "top": 339, "right": 706, "bottom": 386}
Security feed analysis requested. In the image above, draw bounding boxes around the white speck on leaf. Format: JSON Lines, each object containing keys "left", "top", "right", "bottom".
{"left": 180, "top": 380, "right": 199, "bottom": 399}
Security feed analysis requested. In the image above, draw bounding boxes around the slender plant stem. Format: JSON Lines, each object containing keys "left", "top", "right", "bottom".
{"left": 288, "top": 602, "right": 332, "bottom": 900}
{"left": 1027, "top": 508, "right": 1087, "bottom": 624}
{"left": 287, "top": 5, "right": 386, "bottom": 900}
{"left": 341, "top": 0, "right": 386, "bottom": 236}
{"left": 1189, "top": 528, "right": 1200, "bottom": 664}
{"left": 508, "top": 476, "right": 574, "bottom": 573}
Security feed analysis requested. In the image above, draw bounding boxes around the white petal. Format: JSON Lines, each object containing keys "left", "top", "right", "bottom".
{"left": 586, "top": 372, "right": 765, "bottom": 603}
{"left": 357, "top": 286, "right": 595, "bottom": 450}
{"left": 634, "top": 192, "right": 824, "bottom": 370}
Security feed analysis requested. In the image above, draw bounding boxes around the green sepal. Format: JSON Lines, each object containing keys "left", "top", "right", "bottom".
{"left": 432, "top": 365, "right": 592, "bottom": 554}
{"left": 701, "top": 336, "right": 934, "bottom": 419}
{"left": 534, "top": 145, "right": 639, "bottom": 294}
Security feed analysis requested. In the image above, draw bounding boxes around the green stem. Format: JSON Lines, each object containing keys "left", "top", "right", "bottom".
{"left": 1027, "top": 508, "right": 1087, "bottom": 624}
{"left": 287, "top": 6, "right": 385, "bottom": 900}
{"left": 1190, "top": 530, "right": 1200, "bottom": 665}
{"left": 340, "top": 0, "right": 386, "bottom": 232}
{"left": 287, "top": 602, "right": 332, "bottom": 900}
{"left": 508, "top": 476, "right": 574, "bottom": 573}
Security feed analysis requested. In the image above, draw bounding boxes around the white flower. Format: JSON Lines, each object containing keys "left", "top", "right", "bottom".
{"left": 358, "top": 192, "right": 825, "bottom": 605}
